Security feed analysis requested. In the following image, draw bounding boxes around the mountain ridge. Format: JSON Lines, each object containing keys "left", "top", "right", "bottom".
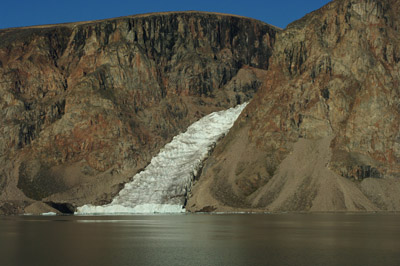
{"left": 0, "top": 11, "right": 277, "bottom": 214}
{"left": 0, "top": 11, "right": 282, "bottom": 31}
{"left": 187, "top": 0, "right": 400, "bottom": 212}
{"left": 1, "top": 0, "right": 400, "bottom": 215}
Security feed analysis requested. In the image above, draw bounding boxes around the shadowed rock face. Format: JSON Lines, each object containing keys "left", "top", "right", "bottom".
{"left": 0, "top": 12, "right": 278, "bottom": 213}
{"left": 187, "top": 0, "right": 400, "bottom": 212}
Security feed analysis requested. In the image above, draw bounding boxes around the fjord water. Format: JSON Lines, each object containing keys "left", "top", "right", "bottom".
{"left": 1, "top": 214, "right": 400, "bottom": 266}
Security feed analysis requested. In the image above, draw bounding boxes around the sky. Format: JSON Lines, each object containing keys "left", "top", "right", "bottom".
{"left": 0, "top": 0, "right": 331, "bottom": 30}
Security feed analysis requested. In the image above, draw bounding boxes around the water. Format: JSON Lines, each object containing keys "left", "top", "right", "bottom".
{"left": 1, "top": 214, "right": 400, "bottom": 266}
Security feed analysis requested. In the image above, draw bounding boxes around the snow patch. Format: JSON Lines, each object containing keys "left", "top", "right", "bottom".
{"left": 76, "top": 204, "right": 185, "bottom": 215}
{"left": 76, "top": 103, "right": 248, "bottom": 215}
{"left": 41, "top": 212, "right": 57, "bottom": 216}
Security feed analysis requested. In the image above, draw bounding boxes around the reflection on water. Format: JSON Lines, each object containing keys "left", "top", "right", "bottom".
{"left": 1, "top": 214, "right": 400, "bottom": 266}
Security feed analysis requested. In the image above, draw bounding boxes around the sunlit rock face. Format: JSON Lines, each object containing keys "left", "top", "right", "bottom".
{"left": 0, "top": 12, "right": 278, "bottom": 214}
{"left": 3, "top": 1, "right": 399, "bottom": 215}
{"left": 188, "top": 0, "right": 400, "bottom": 213}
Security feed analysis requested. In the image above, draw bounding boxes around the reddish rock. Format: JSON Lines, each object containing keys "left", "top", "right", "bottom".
{"left": 188, "top": 0, "right": 400, "bottom": 212}
{"left": 0, "top": 12, "right": 278, "bottom": 213}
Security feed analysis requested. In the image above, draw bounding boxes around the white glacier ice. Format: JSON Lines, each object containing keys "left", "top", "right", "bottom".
{"left": 77, "top": 204, "right": 185, "bottom": 214}
{"left": 76, "top": 103, "right": 248, "bottom": 215}
{"left": 41, "top": 212, "right": 57, "bottom": 216}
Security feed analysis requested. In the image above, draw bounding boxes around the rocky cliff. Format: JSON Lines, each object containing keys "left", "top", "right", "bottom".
{"left": 188, "top": 0, "right": 400, "bottom": 212}
{"left": 0, "top": 12, "right": 278, "bottom": 214}
{"left": 2, "top": 1, "right": 399, "bottom": 215}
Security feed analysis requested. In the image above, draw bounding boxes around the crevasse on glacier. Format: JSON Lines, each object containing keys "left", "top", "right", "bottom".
{"left": 76, "top": 103, "right": 248, "bottom": 214}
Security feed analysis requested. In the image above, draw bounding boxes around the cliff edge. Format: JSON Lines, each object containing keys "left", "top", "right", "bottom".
{"left": 0, "top": 12, "right": 278, "bottom": 214}
{"left": 187, "top": 0, "right": 400, "bottom": 212}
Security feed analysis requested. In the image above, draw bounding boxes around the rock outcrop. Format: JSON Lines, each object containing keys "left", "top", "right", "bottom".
{"left": 2, "top": 1, "right": 399, "bottom": 215}
{"left": 0, "top": 12, "right": 278, "bottom": 214}
{"left": 187, "top": 0, "right": 400, "bottom": 212}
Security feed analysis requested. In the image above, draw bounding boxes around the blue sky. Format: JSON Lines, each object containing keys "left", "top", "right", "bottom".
{"left": 0, "top": 0, "right": 331, "bottom": 30}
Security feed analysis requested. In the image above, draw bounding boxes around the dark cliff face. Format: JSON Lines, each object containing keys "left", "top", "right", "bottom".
{"left": 0, "top": 12, "right": 278, "bottom": 214}
{"left": 188, "top": 0, "right": 400, "bottom": 212}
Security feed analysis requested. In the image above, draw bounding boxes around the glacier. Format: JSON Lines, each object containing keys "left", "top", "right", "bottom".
{"left": 76, "top": 103, "right": 248, "bottom": 215}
